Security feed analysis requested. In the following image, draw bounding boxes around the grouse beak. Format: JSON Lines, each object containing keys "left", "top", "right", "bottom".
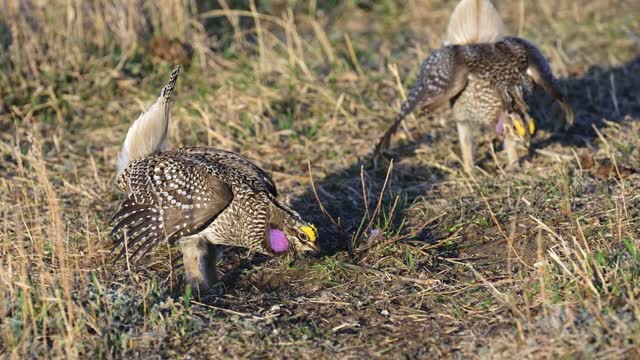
{"left": 304, "top": 242, "right": 320, "bottom": 253}
{"left": 301, "top": 242, "right": 320, "bottom": 253}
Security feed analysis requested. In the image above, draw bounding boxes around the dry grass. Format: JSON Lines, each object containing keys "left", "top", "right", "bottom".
{"left": 1, "top": 0, "right": 640, "bottom": 358}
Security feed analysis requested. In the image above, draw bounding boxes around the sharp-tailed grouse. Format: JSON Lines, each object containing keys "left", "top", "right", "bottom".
{"left": 110, "top": 66, "right": 319, "bottom": 291}
{"left": 375, "top": 0, "right": 574, "bottom": 171}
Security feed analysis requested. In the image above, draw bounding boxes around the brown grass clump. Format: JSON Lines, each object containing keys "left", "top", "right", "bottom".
{"left": 1, "top": 0, "right": 640, "bottom": 358}
{"left": 147, "top": 36, "right": 194, "bottom": 65}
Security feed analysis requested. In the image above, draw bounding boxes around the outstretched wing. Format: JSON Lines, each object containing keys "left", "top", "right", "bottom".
{"left": 110, "top": 153, "right": 233, "bottom": 263}
{"left": 510, "top": 37, "right": 574, "bottom": 129}
{"left": 375, "top": 46, "right": 469, "bottom": 154}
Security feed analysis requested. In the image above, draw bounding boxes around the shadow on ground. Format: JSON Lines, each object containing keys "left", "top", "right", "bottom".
{"left": 288, "top": 158, "right": 448, "bottom": 255}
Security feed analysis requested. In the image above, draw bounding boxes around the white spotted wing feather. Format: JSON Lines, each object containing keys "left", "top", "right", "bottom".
{"left": 110, "top": 153, "right": 233, "bottom": 262}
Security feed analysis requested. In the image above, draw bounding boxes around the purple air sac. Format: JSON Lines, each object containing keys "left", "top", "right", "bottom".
{"left": 269, "top": 228, "right": 288, "bottom": 253}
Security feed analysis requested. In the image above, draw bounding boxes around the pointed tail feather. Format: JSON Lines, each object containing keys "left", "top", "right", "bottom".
{"left": 117, "top": 65, "right": 181, "bottom": 174}
{"left": 445, "top": 0, "right": 504, "bottom": 46}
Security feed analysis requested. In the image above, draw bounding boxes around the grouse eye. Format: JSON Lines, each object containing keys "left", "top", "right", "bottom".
{"left": 298, "top": 231, "right": 309, "bottom": 241}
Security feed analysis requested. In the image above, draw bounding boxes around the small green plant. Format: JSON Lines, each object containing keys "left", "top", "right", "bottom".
{"left": 183, "top": 284, "right": 192, "bottom": 310}
{"left": 404, "top": 250, "right": 415, "bottom": 273}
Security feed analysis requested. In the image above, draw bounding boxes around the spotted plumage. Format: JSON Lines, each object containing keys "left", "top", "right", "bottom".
{"left": 110, "top": 66, "right": 318, "bottom": 290}
{"left": 375, "top": 0, "right": 573, "bottom": 171}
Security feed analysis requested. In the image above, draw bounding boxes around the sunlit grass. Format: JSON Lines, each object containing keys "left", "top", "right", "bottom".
{"left": 1, "top": 0, "right": 639, "bottom": 358}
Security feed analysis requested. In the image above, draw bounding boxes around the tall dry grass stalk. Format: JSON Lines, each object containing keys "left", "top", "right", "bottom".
{"left": 0, "top": 1, "right": 342, "bottom": 356}
{"left": 0, "top": 1, "right": 207, "bottom": 356}
{"left": 27, "top": 128, "right": 76, "bottom": 356}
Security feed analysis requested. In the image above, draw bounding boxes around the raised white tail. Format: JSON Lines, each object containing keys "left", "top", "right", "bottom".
{"left": 445, "top": 0, "right": 504, "bottom": 46}
{"left": 117, "top": 65, "right": 181, "bottom": 174}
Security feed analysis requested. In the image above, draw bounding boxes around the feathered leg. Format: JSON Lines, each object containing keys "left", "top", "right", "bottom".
{"left": 503, "top": 130, "right": 520, "bottom": 170}
{"left": 180, "top": 235, "right": 219, "bottom": 293}
{"left": 456, "top": 121, "right": 475, "bottom": 173}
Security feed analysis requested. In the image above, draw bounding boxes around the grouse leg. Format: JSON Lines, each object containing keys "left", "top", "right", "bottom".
{"left": 180, "top": 235, "right": 219, "bottom": 293}
{"left": 456, "top": 121, "right": 475, "bottom": 173}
